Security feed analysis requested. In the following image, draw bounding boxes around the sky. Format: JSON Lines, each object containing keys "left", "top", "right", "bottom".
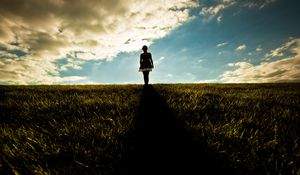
{"left": 0, "top": 0, "right": 300, "bottom": 84}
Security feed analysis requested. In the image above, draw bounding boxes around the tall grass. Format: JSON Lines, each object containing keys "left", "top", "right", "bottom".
{"left": 0, "top": 84, "right": 299, "bottom": 174}
{"left": 0, "top": 85, "right": 141, "bottom": 174}
{"left": 155, "top": 83, "right": 300, "bottom": 174}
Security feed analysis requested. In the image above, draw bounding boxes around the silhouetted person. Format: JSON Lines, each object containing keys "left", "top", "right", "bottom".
{"left": 139, "top": 45, "right": 154, "bottom": 85}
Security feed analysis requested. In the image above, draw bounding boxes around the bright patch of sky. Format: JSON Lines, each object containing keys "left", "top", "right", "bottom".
{"left": 0, "top": 0, "right": 300, "bottom": 84}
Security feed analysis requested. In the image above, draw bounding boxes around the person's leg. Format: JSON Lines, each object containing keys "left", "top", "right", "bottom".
{"left": 145, "top": 71, "right": 149, "bottom": 85}
{"left": 143, "top": 71, "right": 149, "bottom": 85}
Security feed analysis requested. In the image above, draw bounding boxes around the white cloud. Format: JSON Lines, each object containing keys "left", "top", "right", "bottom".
{"left": 0, "top": 50, "right": 18, "bottom": 59}
{"left": 256, "top": 47, "right": 262, "bottom": 52}
{"left": 154, "top": 56, "right": 165, "bottom": 65}
{"left": 167, "top": 73, "right": 173, "bottom": 77}
{"left": 227, "top": 62, "right": 252, "bottom": 69}
{"left": 264, "top": 38, "right": 298, "bottom": 58}
{"left": 59, "top": 59, "right": 84, "bottom": 71}
{"left": 217, "top": 42, "right": 228, "bottom": 47}
{"left": 217, "top": 15, "right": 223, "bottom": 23}
{"left": 0, "top": 58, "right": 86, "bottom": 84}
{"left": 200, "top": 0, "right": 236, "bottom": 22}
{"left": 243, "top": 0, "right": 277, "bottom": 9}
{"left": 199, "top": 0, "right": 277, "bottom": 22}
{"left": 221, "top": 38, "right": 300, "bottom": 83}
{"left": 236, "top": 44, "right": 247, "bottom": 51}
{"left": 192, "top": 59, "right": 203, "bottom": 68}
{"left": 200, "top": 0, "right": 236, "bottom": 16}
{"left": 0, "top": 0, "right": 198, "bottom": 84}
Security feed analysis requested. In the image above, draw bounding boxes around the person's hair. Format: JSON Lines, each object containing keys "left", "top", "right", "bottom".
{"left": 142, "top": 45, "right": 148, "bottom": 51}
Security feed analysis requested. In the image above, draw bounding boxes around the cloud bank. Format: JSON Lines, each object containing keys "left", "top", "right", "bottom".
{"left": 0, "top": 0, "right": 197, "bottom": 84}
{"left": 221, "top": 38, "right": 300, "bottom": 83}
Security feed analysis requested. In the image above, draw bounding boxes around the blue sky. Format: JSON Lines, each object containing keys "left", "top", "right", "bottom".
{"left": 1, "top": 0, "right": 300, "bottom": 84}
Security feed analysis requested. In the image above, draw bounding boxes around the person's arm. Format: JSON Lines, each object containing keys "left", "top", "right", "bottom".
{"left": 149, "top": 53, "right": 154, "bottom": 68}
{"left": 140, "top": 54, "right": 143, "bottom": 66}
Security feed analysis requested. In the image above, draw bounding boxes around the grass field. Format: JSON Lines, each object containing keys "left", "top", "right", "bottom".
{"left": 0, "top": 84, "right": 299, "bottom": 174}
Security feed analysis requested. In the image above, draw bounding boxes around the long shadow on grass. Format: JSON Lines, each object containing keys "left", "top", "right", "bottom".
{"left": 117, "top": 85, "right": 237, "bottom": 175}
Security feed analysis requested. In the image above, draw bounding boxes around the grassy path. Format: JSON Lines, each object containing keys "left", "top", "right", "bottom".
{"left": 118, "top": 85, "right": 238, "bottom": 174}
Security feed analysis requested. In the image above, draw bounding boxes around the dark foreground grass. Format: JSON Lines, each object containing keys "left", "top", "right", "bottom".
{"left": 0, "top": 85, "right": 141, "bottom": 174}
{"left": 0, "top": 84, "right": 299, "bottom": 174}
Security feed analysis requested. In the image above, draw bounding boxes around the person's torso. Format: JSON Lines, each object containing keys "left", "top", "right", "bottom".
{"left": 141, "top": 53, "right": 151, "bottom": 61}
{"left": 140, "top": 53, "right": 152, "bottom": 68}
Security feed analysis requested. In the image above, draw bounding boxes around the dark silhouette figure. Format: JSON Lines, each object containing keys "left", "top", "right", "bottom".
{"left": 116, "top": 86, "right": 239, "bottom": 175}
{"left": 139, "top": 45, "right": 153, "bottom": 85}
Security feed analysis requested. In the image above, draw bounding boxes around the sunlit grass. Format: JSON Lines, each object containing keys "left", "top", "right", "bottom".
{"left": 155, "top": 83, "right": 300, "bottom": 174}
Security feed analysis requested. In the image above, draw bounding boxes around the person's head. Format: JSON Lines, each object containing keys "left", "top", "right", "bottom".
{"left": 142, "top": 45, "right": 148, "bottom": 53}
